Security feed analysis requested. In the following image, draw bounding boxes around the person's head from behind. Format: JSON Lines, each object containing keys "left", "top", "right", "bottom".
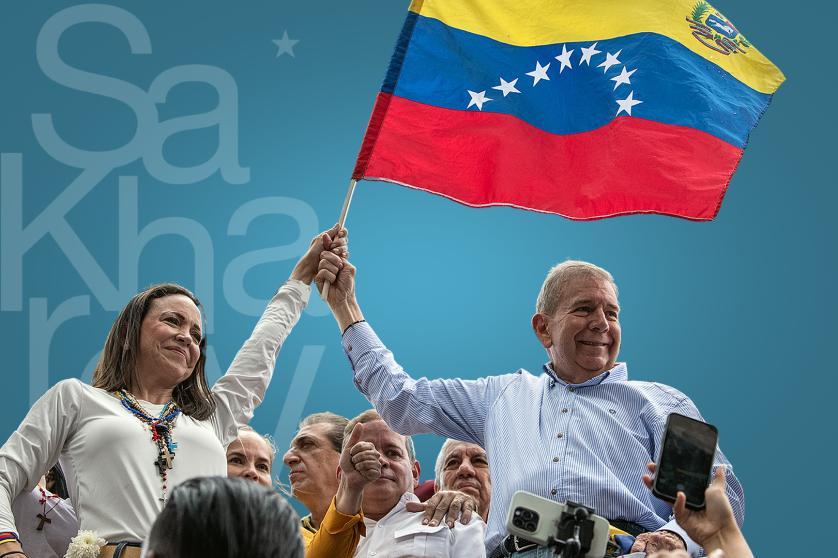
{"left": 282, "top": 411, "right": 347, "bottom": 510}
{"left": 144, "top": 476, "right": 303, "bottom": 558}
{"left": 434, "top": 439, "right": 491, "bottom": 520}
{"left": 227, "top": 426, "right": 277, "bottom": 487}
{"left": 342, "top": 409, "right": 419, "bottom": 518}
{"left": 531, "top": 260, "right": 621, "bottom": 383}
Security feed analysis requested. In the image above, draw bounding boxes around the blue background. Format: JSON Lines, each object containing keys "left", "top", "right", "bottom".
{"left": 0, "top": 2, "right": 832, "bottom": 557}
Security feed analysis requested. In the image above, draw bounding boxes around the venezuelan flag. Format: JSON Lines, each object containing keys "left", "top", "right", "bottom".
{"left": 353, "top": 0, "right": 785, "bottom": 220}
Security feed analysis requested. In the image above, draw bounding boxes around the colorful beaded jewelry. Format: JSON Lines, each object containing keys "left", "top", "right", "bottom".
{"left": 115, "top": 389, "right": 180, "bottom": 504}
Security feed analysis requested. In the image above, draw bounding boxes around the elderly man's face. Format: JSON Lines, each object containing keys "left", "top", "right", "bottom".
{"left": 282, "top": 423, "right": 342, "bottom": 503}
{"left": 534, "top": 275, "right": 621, "bottom": 381}
{"left": 438, "top": 442, "right": 491, "bottom": 518}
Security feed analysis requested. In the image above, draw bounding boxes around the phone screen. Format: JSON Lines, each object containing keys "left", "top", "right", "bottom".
{"left": 653, "top": 413, "right": 718, "bottom": 509}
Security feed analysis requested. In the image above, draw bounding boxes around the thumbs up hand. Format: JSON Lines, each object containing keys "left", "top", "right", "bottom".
{"left": 340, "top": 422, "right": 382, "bottom": 491}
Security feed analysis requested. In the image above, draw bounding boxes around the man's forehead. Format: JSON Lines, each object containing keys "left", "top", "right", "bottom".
{"left": 364, "top": 420, "right": 408, "bottom": 447}
{"left": 562, "top": 278, "right": 619, "bottom": 306}
{"left": 445, "top": 443, "right": 486, "bottom": 460}
{"left": 293, "top": 423, "right": 332, "bottom": 444}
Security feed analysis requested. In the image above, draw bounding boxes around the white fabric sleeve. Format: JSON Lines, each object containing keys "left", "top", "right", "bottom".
{"left": 0, "top": 380, "right": 83, "bottom": 535}
{"left": 211, "top": 279, "right": 310, "bottom": 446}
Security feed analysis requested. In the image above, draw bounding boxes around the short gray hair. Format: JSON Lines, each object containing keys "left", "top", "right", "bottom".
{"left": 535, "top": 260, "right": 617, "bottom": 316}
{"left": 299, "top": 411, "right": 349, "bottom": 453}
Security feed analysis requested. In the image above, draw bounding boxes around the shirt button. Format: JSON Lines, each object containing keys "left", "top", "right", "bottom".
{"left": 561, "top": 408, "right": 569, "bottom": 413}
{"left": 568, "top": 387, "right": 575, "bottom": 392}
{"left": 551, "top": 489, "right": 558, "bottom": 496}
{"left": 552, "top": 456, "right": 560, "bottom": 462}
{"left": 347, "top": 345, "right": 352, "bottom": 352}
{"left": 557, "top": 433, "right": 564, "bottom": 438}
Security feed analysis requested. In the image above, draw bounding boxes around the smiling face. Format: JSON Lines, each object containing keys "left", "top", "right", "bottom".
{"left": 135, "top": 294, "right": 203, "bottom": 390}
{"left": 358, "top": 420, "right": 420, "bottom": 516}
{"left": 437, "top": 442, "right": 491, "bottom": 519}
{"left": 533, "top": 275, "right": 621, "bottom": 383}
{"left": 282, "top": 423, "right": 341, "bottom": 508}
{"left": 227, "top": 431, "right": 274, "bottom": 487}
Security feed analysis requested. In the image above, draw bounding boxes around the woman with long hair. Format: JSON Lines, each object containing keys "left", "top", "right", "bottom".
{"left": 0, "top": 226, "right": 346, "bottom": 558}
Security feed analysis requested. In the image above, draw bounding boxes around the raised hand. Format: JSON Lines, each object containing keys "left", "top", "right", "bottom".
{"left": 290, "top": 224, "right": 348, "bottom": 284}
{"left": 334, "top": 422, "right": 379, "bottom": 516}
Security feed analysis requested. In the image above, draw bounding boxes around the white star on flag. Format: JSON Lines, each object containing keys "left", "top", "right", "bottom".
{"left": 616, "top": 91, "right": 642, "bottom": 116}
{"left": 554, "top": 45, "right": 574, "bottom": 73}
{"left": 467, "top": 90, "right": 493, "bottom": 110}
{"left": 611, "top": 67, "right": 636, "bottom": 90}
{"left": 597, "top": 50, "right": 622, "bottom": 73}
{"left": 492, "top": 77, "right": 520, "bottom": 97}
{"left": 579, "top": 42, "right": 601, "bottom": 65}
{"left": 526, "top": 61, "right": 551, "bottom": 86}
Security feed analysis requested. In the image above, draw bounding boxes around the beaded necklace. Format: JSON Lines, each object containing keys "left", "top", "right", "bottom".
{"left": 35, "top": 486, "right": 61, "bottom": 531}
{"left": 115, "top": 389, "right": 180, "bottom": 505}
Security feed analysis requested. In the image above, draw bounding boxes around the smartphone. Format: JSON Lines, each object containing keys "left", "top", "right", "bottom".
{"left": 652, "top": 413, "right": 719, "bottom": 511}
{"left": 506, "top": 491, "right": 610, "bottom": 558}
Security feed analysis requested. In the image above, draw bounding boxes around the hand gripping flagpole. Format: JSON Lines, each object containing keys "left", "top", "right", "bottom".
{"left": 321, "top": 179, "right": 357, "bottom": 300}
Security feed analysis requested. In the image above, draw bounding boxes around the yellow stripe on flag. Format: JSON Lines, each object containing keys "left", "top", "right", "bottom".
{"left": 408, "top": 0, "right": 784, "bottom": 95}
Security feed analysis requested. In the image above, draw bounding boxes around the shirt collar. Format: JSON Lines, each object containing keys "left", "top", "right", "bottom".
{"left": 543, "top": 361, "right": 628, "bottom": 387}
{"left": 365, "top": 492, "right": 419, "bottom": 527}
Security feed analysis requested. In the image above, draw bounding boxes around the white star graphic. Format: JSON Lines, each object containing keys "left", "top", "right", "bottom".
{"left": 554, "top": 45, "right": 574, "bottom": 73}
{"left": 492, "top": 77, "right": 520, "bottom": 97}
{"left": 611, "top": 67, "right": 636, "bottom": 90}
{"left": 616, "top": 91, "right": 643, "bottom": 116}
{"left": 526, "top": 61, "right": 551, "bottom": 86}
{"left": 579, "top": 42, "right": 601, "bottom": 66}
{"left": 467, "top": 90, "right": 493, "bottom": 110}
{"left": 273, "top": 30, "right": 299, "bottom": 58}
{"left": 597, "top": 50, "right": 622, "bottom": 73}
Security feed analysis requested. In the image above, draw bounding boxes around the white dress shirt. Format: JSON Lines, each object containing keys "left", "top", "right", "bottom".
{"left": 355, "top": 492, "right": 486, "bottom": 558}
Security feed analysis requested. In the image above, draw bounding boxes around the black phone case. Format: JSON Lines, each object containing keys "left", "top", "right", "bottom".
{"left": 651, "top": 412, "right": 718, "bottom": 511}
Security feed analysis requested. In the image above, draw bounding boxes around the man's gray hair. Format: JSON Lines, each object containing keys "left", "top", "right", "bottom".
{"left": 535, "top": 260, "right": 618, "bottom": 316}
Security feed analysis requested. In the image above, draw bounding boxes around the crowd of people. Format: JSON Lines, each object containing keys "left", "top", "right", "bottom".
{"left": 0, "top": 227, "right": 753, "bottom": 558}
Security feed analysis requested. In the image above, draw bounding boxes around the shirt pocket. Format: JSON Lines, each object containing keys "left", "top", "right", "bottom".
{"left": 390, "top": 523, "right": 450, "bottom": 558}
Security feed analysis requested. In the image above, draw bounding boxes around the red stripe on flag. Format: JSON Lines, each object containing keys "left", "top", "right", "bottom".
{"left": 355, "top": 94, "right": 744, "bottom": 221}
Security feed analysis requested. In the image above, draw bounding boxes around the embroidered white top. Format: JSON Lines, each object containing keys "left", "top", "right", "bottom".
{"left": 0, "top": 280, "right": 310, "bottom": 543}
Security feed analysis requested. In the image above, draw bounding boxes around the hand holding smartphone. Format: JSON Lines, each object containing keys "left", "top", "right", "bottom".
{"left": 652, "top": 413, "right": 718, "bottom": 511}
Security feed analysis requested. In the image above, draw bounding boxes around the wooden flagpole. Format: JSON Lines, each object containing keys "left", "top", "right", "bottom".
{"left": 322, "top": 179, "right": 357, "bottom": 300}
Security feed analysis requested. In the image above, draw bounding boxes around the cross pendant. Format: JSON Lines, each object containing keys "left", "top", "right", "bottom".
{"left": 161, "top": 445, "right": 174, "bottom": 469}
{"left": 36, "top": 513, "right": 51, "bottom": 530}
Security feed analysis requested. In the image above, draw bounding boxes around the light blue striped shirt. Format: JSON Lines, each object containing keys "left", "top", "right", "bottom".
{"left": 343, "top": 322, "right": 744, "bottom": 557}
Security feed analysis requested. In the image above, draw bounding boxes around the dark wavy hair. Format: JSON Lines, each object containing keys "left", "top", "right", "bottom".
{"left": 92, "top": 283, "right": 216, "bottom": 420}
{"left": 146, "top": 477, "right": 303, "bottom": 558}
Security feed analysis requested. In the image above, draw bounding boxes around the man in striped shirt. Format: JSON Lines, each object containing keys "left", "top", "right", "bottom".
{"left": 315, "top": 255, "right": 744, "bottom": 558}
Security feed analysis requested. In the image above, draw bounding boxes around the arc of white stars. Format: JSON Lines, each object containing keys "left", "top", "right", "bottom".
{"left": 492, "top": 77, "right": 520, "bottom": 97}
{"left": 579, "top": 42, "right": 601, "bottom": 65}
{"left": 554, "top": 45, "right": 574, "bottom": 73}
{"left": 467, "top": 90, "right": 492, "bottom": 110}
{"left": 526, "top": 61, "right": 551, "bottom": 86}
{"left": 616, "top": 91, "right": 642, "bottom": 116}
{"left": 597, "top": 50, "right": 622, "bottom": 73}
{"left": 611, "top": 67, "right": 636, "bottom": 90}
